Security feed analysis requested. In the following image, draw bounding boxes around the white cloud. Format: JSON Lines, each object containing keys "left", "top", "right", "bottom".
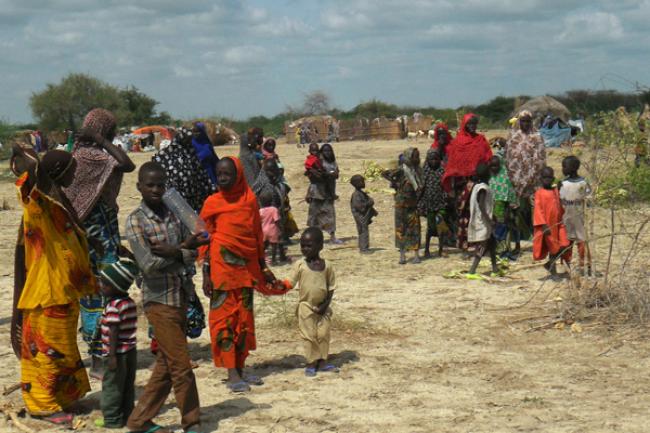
{"left": 556, "top": 11, "right": 624, "bottom": 45}
{"left": 223, "top": 45, "right": 266, "bottom": 66}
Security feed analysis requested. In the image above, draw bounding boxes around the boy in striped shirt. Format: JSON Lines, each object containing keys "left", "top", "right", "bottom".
{"left": 98, "top": 259, "right": 139, "bottom": 429}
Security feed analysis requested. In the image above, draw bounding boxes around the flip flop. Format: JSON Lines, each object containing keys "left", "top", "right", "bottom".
{"left": 129, "top": 423, "right": 170, "bottom": 433}
{"left": 42, "top": 412, "right": 74, "bottom": 426}
{"left": 226, "top": 381, "right": 251, "bottom": 393}
{"left": 304, "top": 367, "right": 317, "bottom": 377}
{"left": 318, "top": 364, "right": 340, "bottom": 373}
{"left": 243, "top": 374, "right": 264, "bottom": 386}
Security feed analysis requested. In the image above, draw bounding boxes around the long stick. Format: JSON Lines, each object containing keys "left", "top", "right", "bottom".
{"left": 604, "top": 207, "right": 615, "bottom": 287}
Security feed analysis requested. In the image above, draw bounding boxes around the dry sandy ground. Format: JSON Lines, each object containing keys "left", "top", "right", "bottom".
{"left": 0, "top": 138, "right": 649, "bottom": 433}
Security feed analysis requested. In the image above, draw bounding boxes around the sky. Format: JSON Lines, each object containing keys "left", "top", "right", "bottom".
{"left": 1, "top": 0, "right": 649, "bottom": 123}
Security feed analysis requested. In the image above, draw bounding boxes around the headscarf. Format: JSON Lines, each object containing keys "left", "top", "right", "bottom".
{"left": 506, "top": 110, "right": 546, "bottom": 198}
{"left": 441, "top": 113, "right": 492, "bottom": 192}
{"left": 199, "top": 157, "right": 265, "bottom": 292}
{"left": 64, "top": 108, "right": 122, "bottom": 221}
{"left": 191, "top": 122, "right": 218, "bottom": 185}
{"left": 252, "top": 162, "right": 285, "bottom": 210}
{"left": 402, "top": 147, "right": 423, "bottom": 190}
{"left": 152, "top": 126, "right": 215, "bottom": 212}
{"left": 418, "top": 149, "right": 447, "bottom": 214}
{"left": 262, "top": 138, "right": 277, "bottom": 160}
{"left": 431, "top": 122, "right": 451, "bottom": 154}
{"left": 239, "top": 130, "right": 261, "bottom": 186}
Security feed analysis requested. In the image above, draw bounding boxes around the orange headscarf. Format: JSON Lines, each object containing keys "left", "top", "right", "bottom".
{"left": 199, "top": 157, "right": 266, "bottom": 292}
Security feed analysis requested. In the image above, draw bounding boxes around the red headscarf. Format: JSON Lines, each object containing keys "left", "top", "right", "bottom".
{"left": 442, "top": 113, "right": 492, "bottom": 191}
{"left": 199, "top": 157, "right": 265, "bottom": 292}
{"left": 430, "top": 122, "right": 451, "bottom": 153}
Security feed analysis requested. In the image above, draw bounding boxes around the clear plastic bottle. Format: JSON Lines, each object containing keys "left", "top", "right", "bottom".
{"left": 162, "top": 188, "right": 207, "bottom": 236}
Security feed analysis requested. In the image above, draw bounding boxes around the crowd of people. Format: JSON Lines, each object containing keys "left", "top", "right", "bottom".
{"left": 9, "top": 106, "right": 592, "bottom": 432}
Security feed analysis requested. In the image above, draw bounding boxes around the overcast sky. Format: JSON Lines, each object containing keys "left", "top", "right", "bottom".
{"left": 1, "top": 0, "right": 648, "bottom": 123}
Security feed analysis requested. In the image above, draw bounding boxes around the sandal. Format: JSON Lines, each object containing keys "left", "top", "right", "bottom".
{"left": 243, "top": 374, "right": 264, "bottom": 386}
{"left": 318, "top": 364, "right": 340, "bottom": 373}
{"left": 226, "top": 380, "right": 251, "bottom": 393}
{"left": 129, "top": 423, "right": 170, "bottom": 433}
{"left": 305, "top": 367, "right": 317, "bottom": 377}
{"left": 42, "top": 412, "right": 74, "bottom": 426}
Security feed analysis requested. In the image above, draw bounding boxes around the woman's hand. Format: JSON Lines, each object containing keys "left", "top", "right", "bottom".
{"left": 76, "top": 127, "right": 104, "bottom": 146}
{"left": 202, "top": 273, "right": 213, "bottom": 297}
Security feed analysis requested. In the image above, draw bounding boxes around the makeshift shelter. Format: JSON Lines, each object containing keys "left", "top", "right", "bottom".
{"left": 285, "top": 116, "right": 335, "bottom": 144}
{"left": 370, "top": 117, "right": 403, "bottom": 140}
{"left": 406, "top": 114, "right": 434, "bottom": 134}
{"left": 338, "top": 118, "right": 370, "bottom": 141}
{"left": 132, "top": 126, "right": 173, "bottom": 140}
{"left": 511, "top": 96, "right": 571, "bottom": 124}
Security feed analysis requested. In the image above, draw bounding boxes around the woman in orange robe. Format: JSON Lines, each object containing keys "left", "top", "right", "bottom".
{"left": 200, "top": 157, "right": 289, "bottom": 393}
{"left": 533, "top": 167, "right": 570, "bottom": 276}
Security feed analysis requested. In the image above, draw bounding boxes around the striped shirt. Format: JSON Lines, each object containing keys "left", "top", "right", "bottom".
{"left": 101, "top": 297, "right": 137, "bottom": 355}
{"left": 125, "top": 201, "right": 197, "bottom": 308}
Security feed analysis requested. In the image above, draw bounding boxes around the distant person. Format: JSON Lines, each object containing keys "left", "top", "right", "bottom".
{"left": 533, "top": 167, "right": 570, "bottom": 279}
{"left": 64, "top": 108, "right": 136, "bottom": 380}
{"left": 488, "top": 155, "right": 520, "bottom": 259}
{"left": 240, "top": 127, "right": 263, "bottom": 186}
{"left": 383, "top": 147, "right": 422, "bottom": 264}
{"left": 258, "top": 190, "right": 282, "bottom": 265}
{"left": 287, "top": 227, "right": 338, "bottom": 377}
{"left": 350, "top": 174, "right": 378, "bottom": 252}
{"left": 417, "top": 149, "right": 449, "bottom": 258}
{"left": 306, "top": 143, "right": 341, "bottom": 244}
{"left": 467, "top": 163, "right": 497, "bottom": 275}
{"left": 191, "top": 122, "right": 219, "bottom": 186}
{"left": 559, "top": 156, "right": 592, "bottom": 276}
{"left": 506, "top": 110, "right": 546, "bottom": 242}
{"left": 442, "top": 113, "right": 492, "bottom": 252}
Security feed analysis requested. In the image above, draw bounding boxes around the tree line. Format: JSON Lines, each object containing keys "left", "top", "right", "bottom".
{"left": 15, "top": 73, "right": 650, "bottom": 138}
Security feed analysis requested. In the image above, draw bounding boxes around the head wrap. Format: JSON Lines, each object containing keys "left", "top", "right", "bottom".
{"left": 431, "top": 122, "right": 452, "bottom": 153}
{"left": 64, "top": 109, "right": 122, "bottom": 221}
{"left": 441, "top": 113, "right": 492, "bottom": 191}
{"left": 192, "top": 122, "right": 218, "bottom": 185}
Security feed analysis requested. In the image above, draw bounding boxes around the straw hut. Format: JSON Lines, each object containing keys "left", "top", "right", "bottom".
{"left": 338, "top": 118, "right": 370, "bottom": 141}
{"left": 370, "top": 117, "right": 403, "bottom": 140}
{"left": 285, "top": 115, "right": 335, "bottom": 144}
{"left": 406, "top": 113, "right": 434, "bottom": 134}
{"left": 511, "top": 96, "right": 571, "bottom": 123}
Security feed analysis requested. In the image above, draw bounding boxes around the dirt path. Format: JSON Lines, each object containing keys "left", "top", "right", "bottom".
{"left": 0, "top": 139, "right": 648, "bottom": 432}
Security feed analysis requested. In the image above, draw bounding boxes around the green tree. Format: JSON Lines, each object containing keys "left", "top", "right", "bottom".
{"left": 118, "top": 86, "right": 158, "bottom": 126}
{"left": 30, "top": 73, "right": 123, "bottom": 131}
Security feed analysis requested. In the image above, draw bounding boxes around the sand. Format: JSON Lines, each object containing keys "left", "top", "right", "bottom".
{"left": 0, "top": 138, "right": 648, "bottom": 433}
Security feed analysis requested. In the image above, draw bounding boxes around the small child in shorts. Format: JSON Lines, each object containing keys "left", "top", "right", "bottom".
{"left": 98, "top": 258, "right": 139, "bottom": 429}
{"left": 287, "top": 227, "right": 338, "bottom": 377}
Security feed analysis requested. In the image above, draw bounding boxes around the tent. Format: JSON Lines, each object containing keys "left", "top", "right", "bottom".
{"left": 512, "top": 96, "right": 571, "bottom": 124}
{"left": 131, "top": 126, "right": 173, "bottom": 140}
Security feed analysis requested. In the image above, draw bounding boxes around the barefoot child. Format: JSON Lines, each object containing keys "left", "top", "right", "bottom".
{"left": 468, "top": 163, "right": 497, "bottom": 274}
{"left": 288, "top": 227, "right": 338, "bottom": 377}
{"left": 533, "top": 166, "right": 570, "bottom": 278}
{"left": 418, "top": 149, "right": 449, "bottom": 258}
{"left": 559, "top": 155, "right": 592, "bottom": 275}
{"left": 98, "top": 259, "right": 139, "bottom": 429}
{"left": 259, "top": 190, "right": 282, "bottom": 265}
{"left": 350, "top": 174, "right": 378, "bottom": 252}
{"left": 125, "top": 162, "right": 208, "bottom": 433}
{"left": 488, "top": 155, "right": 520, "bottom": 259}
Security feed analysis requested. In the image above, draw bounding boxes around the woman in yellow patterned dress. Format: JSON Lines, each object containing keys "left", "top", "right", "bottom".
{"left": 11, "top": 145, "right": 96, "bottom": 426}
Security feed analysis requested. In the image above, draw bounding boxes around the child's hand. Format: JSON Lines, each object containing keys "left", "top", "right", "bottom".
{"left": 150, "top": 242, "right": 181, "bottom": 259}
{"left": 202, "top": 276, "right": 213, "bottom": 297}
{"left": 182, "top": 232, "right": 210, "bottom": 250}
{"left": 107, "top": 355, "right": 117, "bottom": 371}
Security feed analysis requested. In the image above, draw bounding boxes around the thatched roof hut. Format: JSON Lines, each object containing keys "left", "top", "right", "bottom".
{"left": 511, "top": 96, "right": 571, "bottom": 122}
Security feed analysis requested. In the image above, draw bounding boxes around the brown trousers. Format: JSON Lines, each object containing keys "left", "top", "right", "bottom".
{"left": 126, "top": 303, "right": 200, "bottom": 431}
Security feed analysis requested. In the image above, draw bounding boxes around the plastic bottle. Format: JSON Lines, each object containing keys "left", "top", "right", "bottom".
{"left": 162, "top": 188, "right": 208, "bottom": 236}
